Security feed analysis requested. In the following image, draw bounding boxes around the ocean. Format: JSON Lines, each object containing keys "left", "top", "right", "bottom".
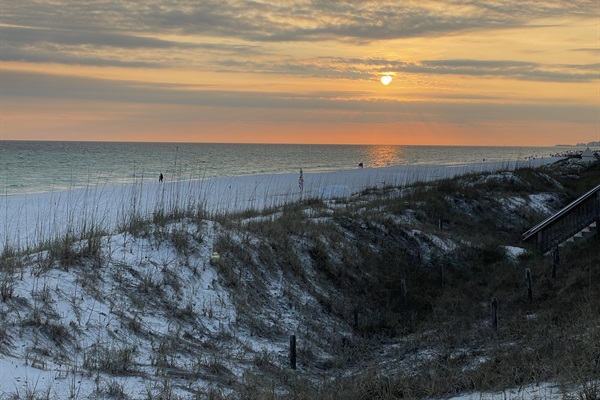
{"left": 0, "top": 141, "right": 578, "bottom": 196}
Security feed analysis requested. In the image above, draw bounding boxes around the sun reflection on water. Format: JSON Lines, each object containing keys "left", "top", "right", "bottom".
{"left": 364, "top": 145, "right": 406, "bottom": 168}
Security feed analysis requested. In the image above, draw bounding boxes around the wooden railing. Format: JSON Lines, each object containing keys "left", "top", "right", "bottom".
{"left": 523, "top": 184, "right": 600, "bottom": 253}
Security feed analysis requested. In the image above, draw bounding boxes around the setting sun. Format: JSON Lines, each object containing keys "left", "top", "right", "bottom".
{"left": 381, "top": 75, "right": 393, "bottom": 85}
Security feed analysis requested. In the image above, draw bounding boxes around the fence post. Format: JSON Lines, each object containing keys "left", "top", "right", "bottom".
{"left": 526, "top": 269, "right": 533, "bottom": 303}
{"left": 491, "top": 297, "right": 498, "bottom": 331}
{"left": 597, "top": 191, "right": 600, "bottom": 244}
{"left": 290, "top": 335, "right": 297, "bottom": 370}
{"left": 594, "top": 190, "right": 600, "bottom": 231}
{"left": 552, "top": 245, "right": 559, "bottom": 279}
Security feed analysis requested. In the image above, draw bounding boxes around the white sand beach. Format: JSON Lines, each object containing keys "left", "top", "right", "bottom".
{"left": 1, "top": 158, "right": 560, "bottom": 252}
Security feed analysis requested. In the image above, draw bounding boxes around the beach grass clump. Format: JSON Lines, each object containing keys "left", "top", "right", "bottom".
{"left": 101, "top": 380, "right": 130, "bottom": 400}
{"left": 118, "top": 213, "right": 151, "bottom": 236}
{"left": 83, "top": 344, "right": 138, "bottom": 375}
{"left": 42, "top": 233, "right": 104, "bottom": 271}
{"left": 0, "top": 276, "right": 16, "bottom": 303}
{"left": 0, "top": 247, "right": 23, "bottom": 303}
{"left": 0, "top": 245, "right": 23, "bottom": 273}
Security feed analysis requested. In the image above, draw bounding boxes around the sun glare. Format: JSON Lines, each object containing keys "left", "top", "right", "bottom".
{"left": 381, "top": 75, "right": 392, "bottom": 85}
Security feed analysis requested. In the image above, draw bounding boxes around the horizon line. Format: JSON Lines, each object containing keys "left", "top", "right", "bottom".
{"left": 1, "top": 139, "right": 595, "bottom": 148}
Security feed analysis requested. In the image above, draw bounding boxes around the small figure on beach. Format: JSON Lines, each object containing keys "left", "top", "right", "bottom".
{"left": 299, "top": 168, "right": 304, "bottom": 192}
{"left": 358, "top": 162, "right": 363, "bottom": 168}
{"left": 159, "top": 173, "right": 164, "bottom": 182}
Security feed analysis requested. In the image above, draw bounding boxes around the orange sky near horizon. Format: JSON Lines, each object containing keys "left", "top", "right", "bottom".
{"left": 1, "top": 1, "right": 599, "bottom": 146}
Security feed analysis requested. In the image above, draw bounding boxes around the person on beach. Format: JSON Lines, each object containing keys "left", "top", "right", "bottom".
{"left": 159, "top": 173, "right": 164, "bottom": 182}
{"left": 299, "top": 168, "right": 304, "bottom": 192}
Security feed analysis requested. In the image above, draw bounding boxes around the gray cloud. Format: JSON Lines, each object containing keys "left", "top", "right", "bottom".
{"left": 0, "top": 70, "right": 358, "bottom": 109}
{"left": 0, "top": 26, "right": 183, "bottom": 49}
{"left": 572, "top": 48, "right": 600, "bottom": 55}
{"left": 2, "top": 70, "right": 597, "bottom": 125}
{"left": 0, "top": 44, "right": 166, "bottom": 68}
{"left": 1, "top": 2, "right": 597, "bottom": 84}
{"left": 0, "top": 24, "right": 259, "bottom": 57}
{"left": 417, "top": 59, "right": 599, "bottom": 82}
{"left": 213, "top": 56, "right": 599, "bottom": 83}
{"left": 135, "top": 0, "right": 597, "bottom": 42}
{"left": 2, "top": 1, "right": 596, "bottom": 44}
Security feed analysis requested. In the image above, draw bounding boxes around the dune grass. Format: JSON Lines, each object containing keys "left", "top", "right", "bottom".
{"left": 0, "top": 159, "right": 598, "bottom": 399}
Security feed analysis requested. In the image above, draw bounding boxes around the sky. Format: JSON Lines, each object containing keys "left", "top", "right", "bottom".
{"left": 0, "top": 0, "right": 599, "bottom": 146}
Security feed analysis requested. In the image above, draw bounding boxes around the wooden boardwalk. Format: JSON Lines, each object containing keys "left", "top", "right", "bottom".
{"left": 523, "top": 183, "right": 600, "bottom": 254}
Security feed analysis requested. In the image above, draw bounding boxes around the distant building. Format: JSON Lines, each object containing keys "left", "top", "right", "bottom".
{"left": 574, "top": 141, "right": 600, "bottom": 147}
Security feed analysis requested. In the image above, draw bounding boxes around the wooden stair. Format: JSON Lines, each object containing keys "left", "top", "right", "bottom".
{"left": 559, "top": 221, "right": 597, "bottom": 248}
{"left": 523, "top": 184, "right": 600, "bottom": 254}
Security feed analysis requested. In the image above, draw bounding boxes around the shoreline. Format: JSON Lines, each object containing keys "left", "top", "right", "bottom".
{"left": 1, "top": 158, "right": 561, "bottom": 252}
{"left": 1, "top": 142, "right": 572, "bottom": 197}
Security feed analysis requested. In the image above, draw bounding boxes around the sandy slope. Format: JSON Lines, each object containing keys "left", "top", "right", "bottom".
{"left": 2, "top": 156, "right": 576, "bottom": 399}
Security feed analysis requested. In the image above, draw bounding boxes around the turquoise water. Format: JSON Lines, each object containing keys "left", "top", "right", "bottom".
{"left": 0, "top": 141, "right": 572, "bottom": 196}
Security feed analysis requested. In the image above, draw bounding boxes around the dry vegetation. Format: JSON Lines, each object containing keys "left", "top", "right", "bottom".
{"left": 0, "top": 159, "right": 599, "bottom": 399}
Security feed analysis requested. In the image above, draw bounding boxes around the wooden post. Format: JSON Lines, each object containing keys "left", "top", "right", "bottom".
{"left": 491, "top": 297, "right": 498, "bottom": 331}
{"left": 552, "top": 245, "right": 559, "bottom": 279}
{"left": 526, "top": 269, "right": 533, "bottom": 303}
{"left": 289, "top": 335, "right": 297, "bottom": 370}
{"left": 595, "top": 192, "right": 599, "bottom": 234}
{"left": 438, "top": 219, "right": 443, "bottom": 231}
{"left": 400, "top": 279, "right": 407, "bottom": 306}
